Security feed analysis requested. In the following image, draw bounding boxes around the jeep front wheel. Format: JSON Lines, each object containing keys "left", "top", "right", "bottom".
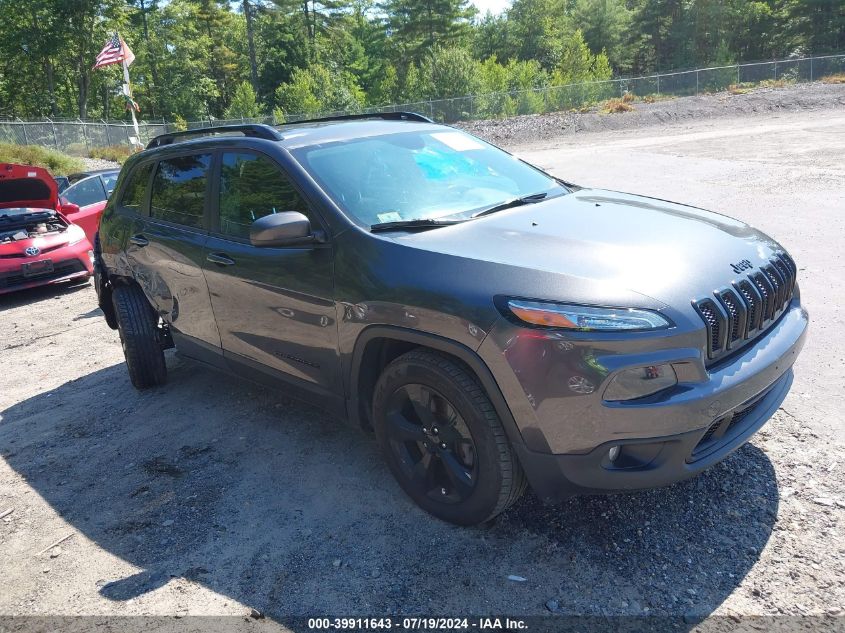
{"left": 372, "top": 349, "right": 526, "bottom": 525}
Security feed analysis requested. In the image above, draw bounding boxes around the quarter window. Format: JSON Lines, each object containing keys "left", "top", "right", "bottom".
{"left": 218, "top": 152, "right": 309, "bottom": 240}
{"left": 150, "top": 154, "right": 211, "bottom": 228}
{"left": 118, "top": 163, "right": 153, "bottom": 213}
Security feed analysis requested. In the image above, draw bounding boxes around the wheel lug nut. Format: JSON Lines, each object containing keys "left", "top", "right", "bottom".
{"left": 432, "top": 427, "right": 439, "bottom": 434}
{"left": 423, "top": 442, "right": 428, "bottom": 448}
{"left": 441, "top": 488, "right": 447, "bottom": 495}
{"left": 440, "top": 443, "right": 447, "bottom": 449}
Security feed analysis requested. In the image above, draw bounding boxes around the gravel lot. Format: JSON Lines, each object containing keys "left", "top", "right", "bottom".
{"left": 1, "top": 84, "right": 843, "bottom": 629}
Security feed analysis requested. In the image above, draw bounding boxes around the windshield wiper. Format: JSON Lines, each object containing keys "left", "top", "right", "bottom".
{"left": 370, "top": 218, "right": 466, "bottom": 233}
{"left": 471, "top": 192, "right": 549, "bottom": 218}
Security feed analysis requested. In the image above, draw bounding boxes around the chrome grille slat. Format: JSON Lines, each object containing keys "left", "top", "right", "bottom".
{"left": 694, "top": 253, "right": 796, "bottom": 363}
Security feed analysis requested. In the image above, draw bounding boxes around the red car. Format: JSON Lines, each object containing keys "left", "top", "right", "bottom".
{"left": 0, "top": 163, "right": 94, "bottom": 295}
{"left": 57, "top": 169, "right": 119, "bottom": 244}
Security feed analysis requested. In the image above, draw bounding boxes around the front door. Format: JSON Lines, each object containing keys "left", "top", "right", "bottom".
{"left": 201, "top": 150, "right": 340, "bottom": 396}
{"left": 124, "top": 152, "right": 222, "bottom": 363}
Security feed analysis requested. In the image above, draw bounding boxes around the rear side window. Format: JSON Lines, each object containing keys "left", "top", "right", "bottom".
{"left": 150, "top": 154, "right": 211, "bottom": 228}
{"left": 119, "top": 163, "right": 153, "bottom": 213}
{"left": 62, "top": 176, "right": 106, "bottom": 207}
{"left": 218, "top": 152, "right": 310, "bottom": 239}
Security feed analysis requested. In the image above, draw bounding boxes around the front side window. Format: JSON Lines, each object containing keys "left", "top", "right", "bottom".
{"left": 218, "top": 152, "right": 309, "bottom": 240}
{"left": 118, "top": 162, "right": 153, "bottom": 213}
{"left": 292, "top": 130, "right": 565, "bottom": 227}
{"left": 150, "top": 154, "right": 211, "bottom": 228}
{"left": 62, "top": 176, "right": 107, "bottom": 208}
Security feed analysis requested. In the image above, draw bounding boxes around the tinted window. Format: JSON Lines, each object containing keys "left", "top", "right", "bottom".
{"left": 150, "top": 154, "right": 211, "bottom": 228}
{"left": 218, "top": 152, "right": 309, "bottom": 239}
{"left": 62, "top": 176, "right": 106, "bottom": 207}
{"left": 119, "top": 163, "right": 153, "bottom": 213}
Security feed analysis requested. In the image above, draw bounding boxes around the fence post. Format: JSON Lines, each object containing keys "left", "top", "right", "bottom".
{"left": 656, "top": 74, "right": 660, "bottom": 95}
{"left": 79, "top": 118, "right": 89, "bottom": 153}
{"left": 774, "top": 61, "right": 778, "bottom": 81}
{"left": 47, "top": 117, "right": 59, "bottom": 150}
{"left": 737, "top": 64, "right": 741, "bottom": 85}
{"left": 103, "top": 119, "right": 111, "bottom": 146}
{"left": 696, "top": 70, "right": 699, "bottom": 95}
{"left": 16, "top": 118, "right": 29, "bottom": 145}
{"left": 810, "top": 56, "right": 814, "bottom": 82}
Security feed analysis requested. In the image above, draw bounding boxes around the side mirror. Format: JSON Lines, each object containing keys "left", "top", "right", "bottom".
{"left": 60, "top": 202, "right": 81, "bottom": 215}
{"left": 250, "top": 211, "right": 321, "bottom": 247}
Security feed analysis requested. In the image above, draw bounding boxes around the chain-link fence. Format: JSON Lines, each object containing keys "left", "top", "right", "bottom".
{"left": 2, "top": 53, "right": 843, "bottom": 153}
{"left": 0, "top": 118, "right": 169, "bottom": 155}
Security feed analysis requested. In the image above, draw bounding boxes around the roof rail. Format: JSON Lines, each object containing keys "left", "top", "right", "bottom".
{"left": 288, "top": 111, "right": 434, "bottom": 125}
{"left": 146, "top": 124, "right": 283, "bottom": 149}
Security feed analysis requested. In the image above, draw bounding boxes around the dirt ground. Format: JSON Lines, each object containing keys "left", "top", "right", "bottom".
{"left": 1, "top": 85, "right": 843, "bottom": 629}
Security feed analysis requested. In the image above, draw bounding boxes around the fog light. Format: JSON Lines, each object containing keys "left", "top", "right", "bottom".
{"left": 604, "top": 364, "right": 677, "bottom": 401}
{"left": 608, "top": 445, "right": 620, "bottom": 462}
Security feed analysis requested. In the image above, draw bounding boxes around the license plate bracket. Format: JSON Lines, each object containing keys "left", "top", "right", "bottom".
{"left": 22, "top": 259, "right": 54, "bottom": 277}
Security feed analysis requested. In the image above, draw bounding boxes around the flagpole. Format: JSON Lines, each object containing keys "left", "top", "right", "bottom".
{"left": 121, "top": 41, "right": 140, "bottom": 147}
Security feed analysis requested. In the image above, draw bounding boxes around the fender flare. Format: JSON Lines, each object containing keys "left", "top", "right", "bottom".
{"left": 348, "top": 325, "right": 530, "bottom": 455}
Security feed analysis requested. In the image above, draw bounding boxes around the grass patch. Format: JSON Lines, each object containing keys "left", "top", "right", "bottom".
{"left": 641, "top": 94, "right": 677, "bottom": 103}
{"left": 0, "top": 143, "right": 84, "bottom": 175}
{"left": 601, "top": 97, "right": 635, "bottom": 114}
{"left": 89, "top": 144, "right": 132, "bottom": 164}
{"left": 728, "top": 83, "right": 754, "bottom": 95}
{"left": 822, "top": 73, "right": 845, "bottom": 84}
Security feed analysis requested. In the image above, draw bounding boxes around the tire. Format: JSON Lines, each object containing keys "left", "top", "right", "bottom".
{"left": 112, "top": 284, "right": 167, "bottom": 389}
{"left": 372, "top": 349, "right": 526, "bottom": 525}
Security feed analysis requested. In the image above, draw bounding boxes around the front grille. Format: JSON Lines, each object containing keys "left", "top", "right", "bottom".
{"left": 0, "top": 259, "right": 86, "bottom": 288}
{"left": 693, "top": 253, "right": 797, "bottom": 363}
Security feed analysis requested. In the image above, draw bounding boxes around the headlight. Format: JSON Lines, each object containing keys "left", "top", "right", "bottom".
{"left": 66, "top": 224, "right": 86, "bottom": 246}
{"left": 604, "top": 364, "right": 678, "bottom": 401}
{"left": 506, "top": 299, "right": 671, "bottom": 331}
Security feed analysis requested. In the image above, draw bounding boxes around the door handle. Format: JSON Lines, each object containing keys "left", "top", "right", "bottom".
{"left": 207, "top": 252, "right": 236, "bottom": 266}
{"left": 129, "top": 234, "right": 149, "bottom": 247}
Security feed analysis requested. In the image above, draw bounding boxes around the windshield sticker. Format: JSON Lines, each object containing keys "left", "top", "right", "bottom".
{"left": 377, "top": 211, "right": 402, "bottom": 223}
{"left": 431, "top": 132, "right": 485, "bottom": 152}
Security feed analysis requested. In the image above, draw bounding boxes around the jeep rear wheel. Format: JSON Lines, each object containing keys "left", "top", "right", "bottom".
{"left": 112, "top": 284, "right": 167, "bottom": 389}
{"left": 373, "top": 349, "right": 526, "bottom": 525}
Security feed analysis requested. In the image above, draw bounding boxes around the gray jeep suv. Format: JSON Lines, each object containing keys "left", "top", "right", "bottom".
{"left": 94, "top": 113, "right": 808, "bottom": 525}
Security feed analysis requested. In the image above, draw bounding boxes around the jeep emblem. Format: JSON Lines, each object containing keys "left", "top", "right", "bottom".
{"left": 731, "top": 258, "right": 752, "bottom": 274}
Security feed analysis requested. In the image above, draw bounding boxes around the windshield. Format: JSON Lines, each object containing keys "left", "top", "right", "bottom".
{"left": 292, "top": 130, "right": 566, "bottom": 226}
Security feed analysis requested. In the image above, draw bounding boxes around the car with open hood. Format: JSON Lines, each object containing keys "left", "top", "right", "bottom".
{"left": 0, "top": 163, "right": 94, "bottom": 295}
{"left": 94, "top": 115, "right": 808, "bottom": 525}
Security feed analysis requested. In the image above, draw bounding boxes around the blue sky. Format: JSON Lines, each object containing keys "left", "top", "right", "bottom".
{"left": 470, "top": 0, "right": 511, "bottom": 16}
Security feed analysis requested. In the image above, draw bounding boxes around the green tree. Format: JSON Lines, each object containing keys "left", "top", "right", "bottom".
{"left": 382, "top": 0, "right": 476, "bottom": 65}
{"left": 274, "top": 64, "right": 364, "bottom": 116}
{"left": 571, "top": 0, "right": 632, "bottom": 69}
{"left": 225, "top": 80, "right": 264, "bottom": 118}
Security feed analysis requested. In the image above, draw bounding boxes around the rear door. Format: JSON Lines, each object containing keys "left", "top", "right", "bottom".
{"left": 201, "top": 150, "right": 340, "bottom": 396}
{"left": 125, "top": 151, "right": 222, "bottom": 364}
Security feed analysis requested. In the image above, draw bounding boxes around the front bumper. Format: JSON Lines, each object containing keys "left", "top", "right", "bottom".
{"left": 479, "top": 300, "right": 808, "bottom": 502}
{"left": 0, "top": 247, "right": 93, "bottom": 295}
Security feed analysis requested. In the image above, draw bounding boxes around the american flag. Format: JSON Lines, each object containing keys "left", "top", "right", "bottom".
{"left": 93, "top": 33, "right": 135, "bottom": 70}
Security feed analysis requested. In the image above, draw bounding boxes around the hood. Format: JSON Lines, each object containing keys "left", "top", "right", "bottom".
{"left": 394, "top": 189, "right": 786, "bottom": 306}
{"left": 0, "top": 163, "right": 59, "bottom": 211}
